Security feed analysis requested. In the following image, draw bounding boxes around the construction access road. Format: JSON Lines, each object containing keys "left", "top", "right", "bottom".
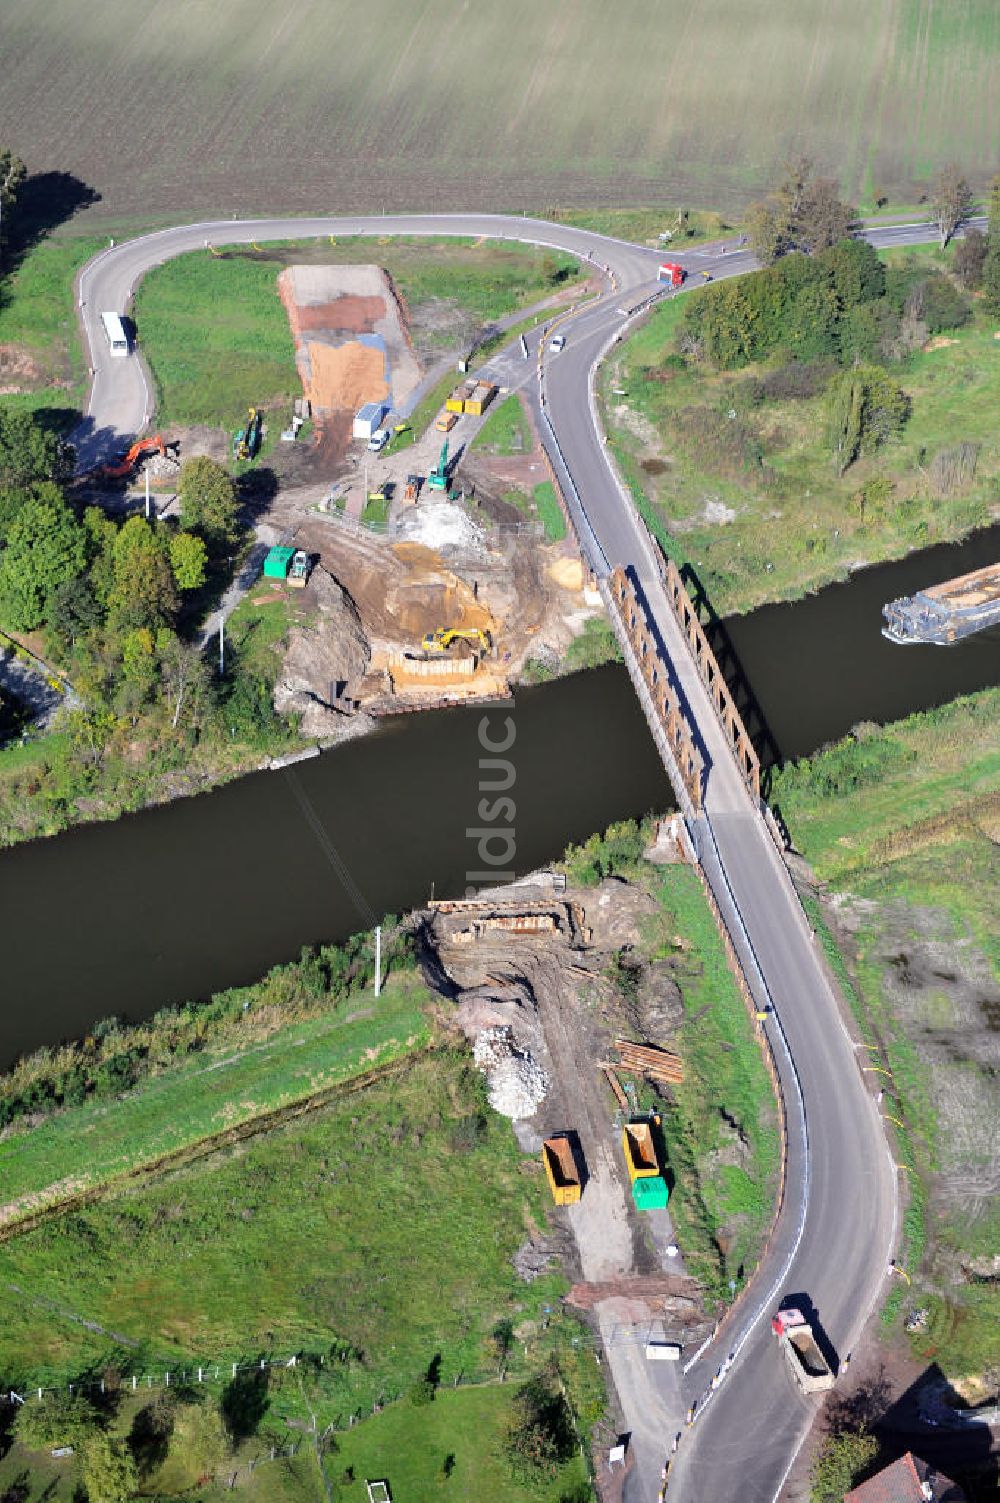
{"left": 76, "top": 211, "right": 959, "bottom": 1503}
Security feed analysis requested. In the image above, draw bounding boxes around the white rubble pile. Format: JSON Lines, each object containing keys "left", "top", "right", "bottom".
{"left": 473, "top": 1025, "right": 548, "bottom": 1120}
{"left": 396, "top": 500, "right": 487, "bottom": 554}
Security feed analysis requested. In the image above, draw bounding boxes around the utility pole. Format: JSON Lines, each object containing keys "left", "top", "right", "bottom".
{"left": 145, "top": 469, "right": 151, "bottom": 520}
{"left": 374, "top": 926, "right": 382, "bottom": 997}
{"left": 219, "top": 618, "right": 225, "bottom": 676}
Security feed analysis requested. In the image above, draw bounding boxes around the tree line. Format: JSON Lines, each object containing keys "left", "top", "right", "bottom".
{"left": 0, "top": 409, "right": 290, "bottom": 816}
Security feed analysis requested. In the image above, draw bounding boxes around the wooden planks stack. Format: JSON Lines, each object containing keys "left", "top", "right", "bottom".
{"left": 614, "top": 1039, "right": 684, "bottom": 1085}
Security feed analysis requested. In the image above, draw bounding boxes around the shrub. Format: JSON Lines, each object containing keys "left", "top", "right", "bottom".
{"left": 827, "top": 365, "right": 910, "bottom": 474}
{"left": 501, "top": 1373, "right": 574, "bottom": 1481}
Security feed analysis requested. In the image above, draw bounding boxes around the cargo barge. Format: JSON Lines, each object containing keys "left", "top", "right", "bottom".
{"left": 882, "top": 562, "right": 1000, "bottom": 645}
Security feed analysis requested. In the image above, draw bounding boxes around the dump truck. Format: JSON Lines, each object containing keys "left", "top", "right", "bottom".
{"left": 771, "top": 1308, "right": 835, "bottom": 1393}
{"left": 622, "top": 1118, "right": 660, "bottom": 1183}
{"left": 542, "top": 1135, "right": 582, "bottom": 1206}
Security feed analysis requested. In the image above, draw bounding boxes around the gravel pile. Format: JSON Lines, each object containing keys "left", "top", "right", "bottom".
{"left": 473, "top": 1025, "right": 548, "bottom": 1119}
{"left": 396, "top": 500, "right": 486, "bottom": 554}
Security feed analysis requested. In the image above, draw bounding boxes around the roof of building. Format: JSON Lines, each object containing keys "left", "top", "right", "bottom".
{"left": 844, "top": 1451, "right": 966, "bottom": 1503}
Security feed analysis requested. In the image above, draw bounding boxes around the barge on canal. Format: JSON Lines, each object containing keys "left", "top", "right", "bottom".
{"left": 882, "top": 562, "right": 1000, "bottom": 645}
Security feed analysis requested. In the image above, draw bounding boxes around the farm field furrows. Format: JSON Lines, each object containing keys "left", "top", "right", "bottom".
{"left": 0, "top": 0, "right": 996, "bottom": 223}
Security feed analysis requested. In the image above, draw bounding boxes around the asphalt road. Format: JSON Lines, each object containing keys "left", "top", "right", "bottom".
{"left": 75, "top": 211, "right": 959, "bottom": 1501}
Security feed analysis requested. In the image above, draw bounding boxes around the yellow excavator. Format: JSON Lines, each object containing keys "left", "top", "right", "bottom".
{"left": 421, "top": 627, "right": 492, "bottom": 654}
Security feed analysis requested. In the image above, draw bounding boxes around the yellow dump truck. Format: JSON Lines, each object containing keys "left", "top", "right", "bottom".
{"left": 463, "top": 381, "right": 497, "bottom": 416}
{"left": 542, "top": 1135, "right": 582, "bottom": 1205}
{"left": 446, "top": 380, "right": 477, "bottom": 414}
{"left": 622, "top": 1118, "right": 661, "bottom": 1183}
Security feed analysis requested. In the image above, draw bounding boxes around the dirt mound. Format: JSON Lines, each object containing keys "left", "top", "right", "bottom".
{"left": 308, "top": 340, "right": 388, "bottom": 412}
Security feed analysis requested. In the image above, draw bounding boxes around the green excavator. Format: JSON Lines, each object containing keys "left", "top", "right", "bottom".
{"left": 427, "top": 439, "right": 450, "bottom": 493}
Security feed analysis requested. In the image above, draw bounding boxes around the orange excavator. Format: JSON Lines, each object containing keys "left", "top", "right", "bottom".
{"left": 99, "top": 434, "right": 172, "bottom": 480}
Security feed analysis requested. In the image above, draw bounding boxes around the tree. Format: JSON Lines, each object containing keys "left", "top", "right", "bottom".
{"left": 168, "top": 530, "right": 208, "bottom": 592}
{"left": 501, "top": 1374, "right": 574, "bottom": 1482}
{"left": 954, "top": 227, "right": 988, "bottom": 290}
{"left": 827, "top": 365, "right": 910, "bottom": 474}
{"left": 930, "top": 163, "right": 976, "bottom": 248}
{"left": 0, "top": 148, "right": 26, "bottom": 264}
{"left": 810, "top": 1427, "right": 878, "bottom": 1502}
{"left": 794, "top": 177, "right": 858, "bottom": 253}
{"left": 108, "top": 516, "right": 177, "bottom": 632}
{"left": 0, "top": 406, "right": 74, "bottom": 489}
{"left": 157, "top": 630, "right": 213, "bottom": 732}
{"left": 745, "top": 158, "right": 856, "bottom": 263}
{"left": 116, "top": 627, "right": 158, "bottom": 722}
{"left": 0, "top": 485, "right": 88, "bottom": 631}
{"left": 817, "top": 238, "right": 885, "bottom": 307}
{"left": 78, "top": 1432, "right": 139, "bottom": 1503}
{"left": 983, "top": 175, "right": 1000, "bottom": 315}
{"left": 14, "top": 1390, "right": 102, "bottom": 1450}
{"left": 179, "top": 457, "right": 239, "bottom": 547}
{"left": 744, "top": 198, "right": 787, "bottom": 266}
{"left": 48, "top": 575, "right": 102, "bottom": 646}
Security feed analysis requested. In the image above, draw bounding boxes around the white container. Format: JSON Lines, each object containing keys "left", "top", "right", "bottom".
{"left": 353, "top": 402, "right": 388, "bottom": 440}
{"left": 645, "top": 1342, "right": 681, "bottom": 1362}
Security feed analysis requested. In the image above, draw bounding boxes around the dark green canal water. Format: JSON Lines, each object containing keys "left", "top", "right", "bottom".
{"left": 2, "top": 524, "right": 998, "bottom": 1066}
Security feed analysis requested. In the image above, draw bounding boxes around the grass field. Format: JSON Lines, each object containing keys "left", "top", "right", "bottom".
{"left": 603, "top": 251, "right": 1000, "bottom": 614}
{"left": 132, "top": 239, "right": 578, "bottom": 427}
{"left": 772, "top": 689, "right": 1000, "bottom": 1377}
{"left": 0, "top": 1047, "right": 569, "bottom": 1396}
{"left": 2, "top": 1, "right": 997, "bottom": 228}
{"left": 323, "top": 1385, "right": 590, "bottom": 1503}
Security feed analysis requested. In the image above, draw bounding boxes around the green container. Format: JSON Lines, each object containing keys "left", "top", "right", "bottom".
{"left": 632, "top": 1174, "right": 669, "bottom": 1211}
{"left": 263, "top": 545, "right": 295, "bottom": 579}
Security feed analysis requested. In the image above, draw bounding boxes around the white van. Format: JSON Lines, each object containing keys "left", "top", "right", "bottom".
{"left": 367, "top": 429, "right": 390, "bottom": 453}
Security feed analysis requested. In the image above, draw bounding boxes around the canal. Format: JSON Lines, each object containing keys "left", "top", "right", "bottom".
{"left": 2, "top": 525, "right": 998, "bottom": 1066}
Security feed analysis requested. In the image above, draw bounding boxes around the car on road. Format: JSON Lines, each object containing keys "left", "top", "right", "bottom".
{"left": 549, "top": 334, "right": 566, "bottom": 353}
{"left": 367, "top": 429, "right": 390, "bottom": 453}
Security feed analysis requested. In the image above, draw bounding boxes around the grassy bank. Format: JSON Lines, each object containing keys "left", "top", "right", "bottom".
{"left": 603, "top": 250, "right": 1000, "bottom": 615}
{"left": 0, "top": 973, "right": 431, "bottom": 1233}
{"left": 772, "top": 688, "right": 1000, "bottom": 1379}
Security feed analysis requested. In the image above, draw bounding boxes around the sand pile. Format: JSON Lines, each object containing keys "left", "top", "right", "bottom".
{"left": 473, "top": 1026, "right": 549, "bottom": 1119}
{"left": 278, "top": 264, "right": 421, "bottom": 416}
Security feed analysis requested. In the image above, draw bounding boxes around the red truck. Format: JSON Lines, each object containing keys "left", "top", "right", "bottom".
{"left": 657, "top": 262, "right": 686, "bottom": 288}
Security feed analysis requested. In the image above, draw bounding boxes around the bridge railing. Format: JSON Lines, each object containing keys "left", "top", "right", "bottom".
{"left": 603, "top": 567, "right": 704, "bottom": 813}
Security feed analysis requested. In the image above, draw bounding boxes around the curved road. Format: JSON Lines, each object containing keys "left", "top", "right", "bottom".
{"left": 76, "top": 212, "right": 957, "bottom": 1500}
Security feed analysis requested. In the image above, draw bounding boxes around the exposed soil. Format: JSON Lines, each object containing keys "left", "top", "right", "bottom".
{"left": 0, "top": 343, "right": 49, "bottom": 394}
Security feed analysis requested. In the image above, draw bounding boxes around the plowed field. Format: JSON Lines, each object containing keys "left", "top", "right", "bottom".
{"left": 1, "top": 0, "right": 997, "bottom": 222}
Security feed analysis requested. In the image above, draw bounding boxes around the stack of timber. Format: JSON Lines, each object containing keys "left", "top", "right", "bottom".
{"left": 614, "top": 1039, "right": 684, "bottom": 1085}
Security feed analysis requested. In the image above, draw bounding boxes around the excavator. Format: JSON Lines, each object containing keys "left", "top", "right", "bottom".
{"left": 421, "top": 626, "right": 492, "bottom": 655}
{"left": 233, "top": 407, "right": 262, "bottom": 462}
{"left": 99, "top": 434, "right": 172, "bottom": 480}
{"left": 427, "top": 439, "right": 450, "bottom": 492}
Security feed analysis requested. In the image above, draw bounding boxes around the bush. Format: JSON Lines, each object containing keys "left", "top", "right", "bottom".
{"left": 827, "top": 365, "right": 910, "bottom": 474}
{"left": 810, "top": 1428, "right": 879, "bottom": 1502}
{"left": 907, "top": 272, "right": 970, "bottom": 334}
{"left": 14, "top": 1390, "right": 102, "bottom": 1450}
{"left": 501, "top": 1373, "right": 574, "bottom": 1481}
{"left": 954, "top": 228, "right": 988, "bottom": 290}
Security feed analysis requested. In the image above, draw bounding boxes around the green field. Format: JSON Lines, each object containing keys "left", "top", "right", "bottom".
{"left": 604, "top": 251, "right": 1000, "bottom": 614}
{"left": 772, "top": 689, "right": 1000, "bottom": 1377}
{"left": 131, "top": 239, "right": 579, "bottom": 427}
{"left": 2, "top": 1, "right": 997, "bottom": 226}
